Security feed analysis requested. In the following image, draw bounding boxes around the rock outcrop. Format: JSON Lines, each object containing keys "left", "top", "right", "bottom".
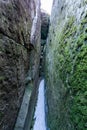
{"left": 45, "top": 0, "right": 87, "bottom": 130}
{"left": 0, "top": 0, "right": 41, "bottom": 130}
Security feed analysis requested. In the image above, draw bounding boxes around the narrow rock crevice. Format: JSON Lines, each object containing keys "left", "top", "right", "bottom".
{"left": 0, "top": 0, "right": 87, "bottom": 130}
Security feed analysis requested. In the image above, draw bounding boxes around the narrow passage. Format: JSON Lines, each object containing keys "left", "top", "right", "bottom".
{"left": 33, "top": 79, "right": 46, "bottom": 130}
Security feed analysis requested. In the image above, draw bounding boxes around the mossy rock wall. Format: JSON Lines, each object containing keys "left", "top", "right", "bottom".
{"left": 45, "top": 0, "right": 87, "bottom": 130}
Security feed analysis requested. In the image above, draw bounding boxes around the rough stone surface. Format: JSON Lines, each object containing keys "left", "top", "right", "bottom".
{"left": 45, "top": 0, "right": 87, "bottom": 130}
{"left": 0, "top": 0, "right": 41, "bottom": 130}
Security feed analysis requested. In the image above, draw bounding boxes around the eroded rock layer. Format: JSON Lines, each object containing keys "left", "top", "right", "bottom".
{"left": 46, "top": 0, "right": 87, "bottom": 130}
{"left": 0, "top": 0, "right": 41, "bottom": 130}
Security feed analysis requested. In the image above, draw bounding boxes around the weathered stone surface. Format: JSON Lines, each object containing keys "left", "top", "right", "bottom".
{"left": 0, "top": 0, "right": 41, "bottom": 130}
{"left": 45, "top": 0, "right": 87, "bottom": 130}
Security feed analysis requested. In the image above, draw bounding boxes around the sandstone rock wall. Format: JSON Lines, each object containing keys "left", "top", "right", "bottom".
{"left": 46, "top": 0, "right": 87, "bottom": 130}
{"left": 0, "top": 0, "right": 41, "bottom": 130}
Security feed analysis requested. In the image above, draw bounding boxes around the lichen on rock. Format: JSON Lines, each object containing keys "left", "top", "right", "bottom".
{"left": 45, "top": 0, "right": 87, "bottom": 130}
{"left": 0, "top": 0, "right": 41, "bottom": 130}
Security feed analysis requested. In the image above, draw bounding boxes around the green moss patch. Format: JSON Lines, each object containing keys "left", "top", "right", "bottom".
{"left": 55, "top": 14, "right": 87, "bottom": 130}
{"left": 46, "top": 13, "right": 87, "bottom": 130}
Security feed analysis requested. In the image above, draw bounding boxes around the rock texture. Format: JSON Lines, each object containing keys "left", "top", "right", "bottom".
{"left": 45, "top": 0, "right": 87, "bottom": 130}
{"left": 0, "top": 0, "right": 41, "bottom": 130}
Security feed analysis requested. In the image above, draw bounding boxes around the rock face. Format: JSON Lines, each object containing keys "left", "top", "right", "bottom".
{"left": 0, "top": 0, "right": 41, "bottom": 130}
{"left": 45, "top": 0, "right": 87, "bottom": 130}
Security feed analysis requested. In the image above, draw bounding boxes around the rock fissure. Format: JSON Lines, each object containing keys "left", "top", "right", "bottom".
{"left": 0, "top": 32, "right": 28, "bottom": 50}
{"left": 0, "top": 0, "right": 87, "bottom": 130}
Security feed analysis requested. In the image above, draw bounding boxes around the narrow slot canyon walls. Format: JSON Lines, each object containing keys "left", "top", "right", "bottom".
{"left": 41, "top": 10, "right": 49, "bottom": 40}
{"left": 45, "top": 0, "right": 87, "bottom": 130}
{"left": 39, "top": 10, "right": 49, "bottom": 76}
{"left": 0, "top": 0, "right": 41, "bottom": 130}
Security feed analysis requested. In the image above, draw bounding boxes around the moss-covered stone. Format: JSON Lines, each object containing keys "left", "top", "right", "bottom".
{"left": 46, "top": 8, "right": 87, "bottom": 130}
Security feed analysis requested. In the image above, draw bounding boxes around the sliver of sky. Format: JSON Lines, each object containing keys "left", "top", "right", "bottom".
{"left": 41, "top": 0, "right": 53, "bottom": 14}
